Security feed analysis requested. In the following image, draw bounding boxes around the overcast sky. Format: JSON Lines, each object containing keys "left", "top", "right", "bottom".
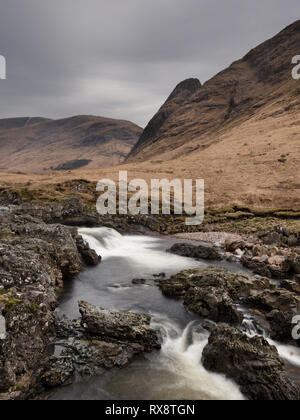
{"left": 0, "top": 0, "right": 299, "bottom": 127}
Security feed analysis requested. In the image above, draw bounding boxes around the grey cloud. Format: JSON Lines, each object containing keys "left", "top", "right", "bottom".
{"left": 0, "top": 0, "right": 299, "bottom": 126}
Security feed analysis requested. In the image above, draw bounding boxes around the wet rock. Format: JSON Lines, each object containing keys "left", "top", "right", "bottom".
{"left": 159, "top": 267, "right": 269, "bottom": 301}
{"left": 43, "top": 307, "right": 162, "bottom": 386}
{"left": 132, "top": 278, "right": 147, "bottom": 285}
{"left": 42, "top": 356, "right": 75, "bottom": 388}
{"left": 184, "top": 286, "right": 243, "bottom": 324}
{"left": 79, "top": 301, "right": 160, "bottom": 352}
{"left": 0, "top": 210, "right": 101, "bottom": 399}
{"left": 245, "top": 289, "right": 300, "bottom": 343}
{"left": 152, "top": 273, "right": 166, "bottom": 279}
{"left": 202, "top": 325, "right": 300, "bottom": 400}
{"left": 159, "top": 267, "right": 270, "bottom": 325}
{"left": 167, "top": 243, "right": 222, "bottom": 261}
{"left": 75, "top": 234, "right": 101, "bottom": 266}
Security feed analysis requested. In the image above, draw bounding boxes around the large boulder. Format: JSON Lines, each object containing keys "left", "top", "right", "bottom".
{"left": 78, "top": 301, "right": 160, "bottom": 352}
{"left": 167, "top": 243, "right": 222, "bottom": 261}
{"left": 202, "top": 325, "right": 300, "bottom": 400}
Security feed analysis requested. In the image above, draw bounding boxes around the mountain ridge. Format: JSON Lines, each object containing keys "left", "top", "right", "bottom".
{"left": 0, "top": 115, "right": 142, "bottom": 173}
{"left": 128, "top": 20, "right": 300, "bottom": 162}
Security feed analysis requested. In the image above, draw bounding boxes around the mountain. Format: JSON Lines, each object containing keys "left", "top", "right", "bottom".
{"left": 0, "top": 117, "right": 51, "bottom": 131}
{"left": 0, "top": 115, "right": 142, "bottom": 173}
{"left": 123, "top": 20, "right": 300, "bottom": 208}
{"left": 128, "top": 78, "right": 201, "bottom": 158}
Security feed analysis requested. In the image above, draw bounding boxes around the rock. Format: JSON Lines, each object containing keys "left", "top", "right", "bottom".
{"left": 224, "top": 238, "right": 246, "bottom": 252}
{"left": 184, "top": 286, "right": 243, "bottom": 324}
{"left": 78, "top": 301, "right": 160, "bottom": 352}
{"left": 288, "top": 235, "right": 298, "bottom": 247}
{"left": 43, "top": 306, "right": 162, "bottom": 386}
{"left": 159, "top": 267, "right": 269, "bottom": 301}
{"left": 42, "top": 357, "right": 75, "bottom": 387}
{"left": 202, "top": 325, "right": 300, "bottom": 400}
{"left": 281, "top": 280, "right": 300, "bottom": 294}
{"left": 132, "top": 279, "right": 147, "bottom": 285}
{"left": 263, "top": 231, "right": 282, "bottom": 245}
{"left": 152, "top": 273, "right": 166, "bottom": 279}
{"left": 167, "top": 243, "right": 222, "bottom": 261}
{"left": 0, "top": 209, "right": 101, "bottom": 399}
{"left": 159, "top": 267, "right": 270, "bottom": 325}
{"left": 245, "top": 289, "right": 300, "bottom": 343}
{"left": 75, "top": 234, "right": 101, "bottom": 266}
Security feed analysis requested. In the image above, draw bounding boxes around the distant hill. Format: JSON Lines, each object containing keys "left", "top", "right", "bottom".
{"left": 0, "top": 115, "right": 142, "bottom": 173}
{"left": 0, "top": 117, "right": 51, "bottom": 131}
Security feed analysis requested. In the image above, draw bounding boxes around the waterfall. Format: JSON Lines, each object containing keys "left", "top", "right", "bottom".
{"left": 148, "top": 316, "right": 245, "bottom": 400}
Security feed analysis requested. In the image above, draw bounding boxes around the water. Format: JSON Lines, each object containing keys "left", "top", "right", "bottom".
{"left": 52, "top": 227, "right": 300, "bottom": 400}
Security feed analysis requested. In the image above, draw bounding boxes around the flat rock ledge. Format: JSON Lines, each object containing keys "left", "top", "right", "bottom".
{"left": 202, "top": 325, "right": 300, "bottom": 401}
{"left": 42, "top": 302, "right": 161, "bottom": 388}
{"left": 79, "top": 301, "right": 160, "bottom": 351}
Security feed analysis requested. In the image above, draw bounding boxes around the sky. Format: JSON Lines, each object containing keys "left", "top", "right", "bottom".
{"left": 0, "top": 0, "right": 299, "bottom": 127}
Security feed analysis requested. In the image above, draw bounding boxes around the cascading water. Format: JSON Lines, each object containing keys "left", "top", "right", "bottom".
{"left": 52, "top": 227, "right": 300, "bottom": 400}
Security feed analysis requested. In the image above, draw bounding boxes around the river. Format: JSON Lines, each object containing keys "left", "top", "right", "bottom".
{"left": 51, "top": 227, "right": 300, "bottom": 400}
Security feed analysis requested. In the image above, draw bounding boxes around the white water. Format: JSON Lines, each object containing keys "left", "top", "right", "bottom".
{"left": 79, "top": 227, "right": 203, "bottom": 272}
{"left": 241, "top": 310, "right": 300, "bottom": 368}
{"left": 53, "top": 227, "right": 299, "bottom": 400}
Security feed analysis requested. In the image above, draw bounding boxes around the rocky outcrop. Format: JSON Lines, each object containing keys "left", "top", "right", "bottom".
{"left": 79, "top": 301, "right": 160, "bottom": 352}
{"left": 159, "top": 267, "right": 269, "bottom": 324}
{"left": 202, "top": 325, "right": 300, "bottom": 400}
{"left": 167, "top": 243, "right": 222, "bottom": 261}
{"left": 245, "top": 289, "right": 300, "bottom": 343}
{"left": 43, "top": 304, "right": 161, "bottom": 387}
{"left": 241, "top": 241, "right": 300, "bottom": 280}
{"left": 0, "top": 208, "right": 101, "bottom": 399}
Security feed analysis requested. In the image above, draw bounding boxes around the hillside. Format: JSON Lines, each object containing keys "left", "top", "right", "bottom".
{"left": 0, "top": 115, "right": 142, "bottom": 173}
{"left": 129, "top": 21, "right": 300, "bottom": 163}
{"left": 0, "top": 117, "right": 51, "bottom": 131}
{"left": 122, "top": 20, "right": 300, "bottom": 208}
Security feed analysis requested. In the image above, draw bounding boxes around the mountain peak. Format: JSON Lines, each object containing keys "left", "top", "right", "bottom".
{"left": 167, "top": 78, "right": 202, "bottom": 101}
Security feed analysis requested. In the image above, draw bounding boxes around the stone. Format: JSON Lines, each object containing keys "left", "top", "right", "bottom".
{"left": 202, "top": 325, "right": 300, "bottom": 400}
{"left": 167, "top": 243, "right": 222, "bottom": 261}
{"left": 78, "top": 301, "right": 160, "bottom": 352}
